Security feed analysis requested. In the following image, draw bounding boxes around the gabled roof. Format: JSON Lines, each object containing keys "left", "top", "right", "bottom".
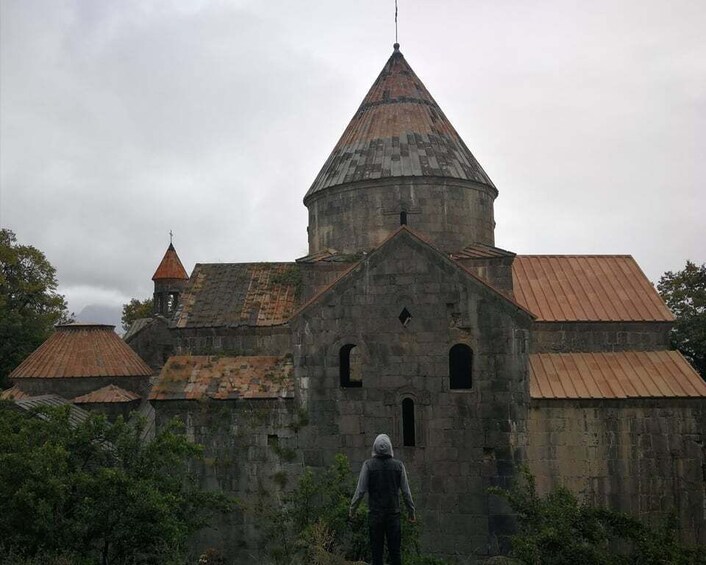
{"left": 530, "top": 351, "right": 706, "bottom": 399}
{"left": 149, "top": 355, "right": 294, "bottom": 401}
{"left": 173, "top": 263, "right": 301, "bottom": 328}
{"left": 9, "top": 324, "right": 154, "bottom": 379}
{"left": 123, "top": 317, "right": 153, "bottom": 342}
{"left": 305, "top": 45, "right": 495, "bottom": 201}
{"left": 152, "top": 243, "right": 189, "bottom": 281}
{"left": 73, "top": 384, "right": 141, "bottom": 404}
{"left": 512, "top": 255, "right": 674, "bottom": 322}
{"left": 14, "top": 395, "right": 91, "bottom": 427}
{"left": 294, "top": 226, "right": 534, "bottom": 320}
{"left": 451, "top": 243, "right": 516, "bottom": 260}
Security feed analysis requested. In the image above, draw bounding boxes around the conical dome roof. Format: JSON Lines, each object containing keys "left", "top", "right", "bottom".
{"left": 305, "top": 44, "right": 495, "bottom": 201}
{"left": 152, "top": 243, "right": 188, "bottom": 281}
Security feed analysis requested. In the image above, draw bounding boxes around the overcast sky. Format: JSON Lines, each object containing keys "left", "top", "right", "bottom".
{"left": 1, "top": 0, "right": 704, "bottom": 322}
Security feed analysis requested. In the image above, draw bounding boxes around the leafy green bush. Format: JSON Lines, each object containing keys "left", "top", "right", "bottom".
{"left": 0, "top": 403, "right": 231, "bottom": 565}
{"left": 256, "top": 454, "right": 448, "bottom": 564}
{"left": 490, "top": 467, "right": 706, "bottom": 565}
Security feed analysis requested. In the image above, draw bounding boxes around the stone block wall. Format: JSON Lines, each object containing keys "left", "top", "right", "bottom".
{"left": 291, "top": 231, "right": 532, "bottom": 559}
{"left": 125, "top": 317, "right": 173, "bottom": 372}
{"left": 173, "top": 326, "right": 292, "bottom": 357}
{"left": 455, "top": 257, "right": 515, "bottom": 297}
{"left": 531, "top": 322, "right": 671, "bottom": 353}
{"left": 305, "top": 177, "right": 497, "bottom": 255}
{"left": 14, "top": 376, "right": 151, "bottom": 400}
{"left": 153, "top": 398, "right": 302, "bottom": 562}
{"left": 527, "top": 399, "right": 706, "bottom": 544}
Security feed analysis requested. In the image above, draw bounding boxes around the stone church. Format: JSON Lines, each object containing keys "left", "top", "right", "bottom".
{"left": 7, "top": 44, "right": 705, "bottom": 561}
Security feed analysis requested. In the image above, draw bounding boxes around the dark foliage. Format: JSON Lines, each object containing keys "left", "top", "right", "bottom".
{"left": 490, "top": 467, "right": 706, "bottom": 564}
{"left": 121, "top": 297, "right": 154, "bottom": 332}
{"left": 0, "top": 403, "right": 231, "bottom": 565}
{"left": 0, "top": 229, "right": 72, "bottom": 387}
{"left": 658, "top": 261, "right": 706, "bottom": 378}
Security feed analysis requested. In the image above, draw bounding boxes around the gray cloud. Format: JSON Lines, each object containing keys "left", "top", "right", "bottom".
{"left": 1, "top": 0, "right": 704, "bottom": 317}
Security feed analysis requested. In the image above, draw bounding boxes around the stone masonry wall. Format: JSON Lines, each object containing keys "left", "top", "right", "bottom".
{"left": 306, "top": 177, "right": 496, "bottom": 255}
{"left": 527, "top": 399, "right": 706, "bottom": 544}
{"left": 291, "top": 231, "right": 532, "bottom": 560}
{"left": 173, "top": 326, "right": 292, "bottom": 357}
{"left": 15, "top": 376, "right": 151, "bottom": 400}
{"left": 531, "top": 322, "right": 671, "bottom": 353}
{"left": 153, "top": 398, "right": 302, "bottom": 563}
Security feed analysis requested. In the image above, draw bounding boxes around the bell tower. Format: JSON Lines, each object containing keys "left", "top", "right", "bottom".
{"left": 151, "top": 241, "right": 189, "bottom": 317}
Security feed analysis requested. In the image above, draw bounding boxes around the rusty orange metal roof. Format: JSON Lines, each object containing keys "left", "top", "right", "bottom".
{"left": 174, "top": 263, "right": 301, "bottom": 328}
{"left": 73, "top": 384, "right": 141, "bottom": 404}
{"left": 512, "top": 255, "right": 674, "bottom": 322}
{"left": 305, "top": 45, "right": 494, "bottom": 201}
{"left": 0, "top": 385, "right": 31, "bottom": 400}
{"left": 149, "top": 355, "right": 294, "bottom": 401}
{"left": 530, "top": 351, "right": 706, "bottom": 399}
{"left": 152, "top": 243, "right": 189, "bottom": 281}
{"left": 9, "top": 324, "right": 154, "bottom": 379}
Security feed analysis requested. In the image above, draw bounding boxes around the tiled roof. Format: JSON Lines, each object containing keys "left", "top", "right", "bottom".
{"left": 0, "top": 385, "right": 31, "bottom": 400}
{"left": 173, "top": 263, "right": 301, "bottom": 328}
{"left": 9, "top": 324, "right": 154, "bottom": 379}
{"left": 512, "top": 256, "right": 674, "bottom": 322}
{"left": 15, "top": 395, "right": 91, "bottom": 427}
{"left": 530, "top": 351, "right": 706, "bottom": 399}
{"left": 451, "top": 243, "right": 516, "bottom": 260}
{"left": 149, "top": 355, "right": 294, "bottom": 401}
{"left": 305, "top": 45, "right": 495, "bottom": 200}
{"left": 152, "top": 243, "right": 189, "bottom": 281}
{"left": 73, "top": 384, "right": 141, "bottom": 404}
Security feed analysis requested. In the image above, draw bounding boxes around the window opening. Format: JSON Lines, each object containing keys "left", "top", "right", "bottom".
{"left": 398, "top": 307, "right": 412, "bottom": 327}
{"left": 167, "top": 292, "right": 178, "bottom": 313}
{"left": 340, "top": 344, "right": 362, "bottom": 388}
{"left": 449, "top": 344, "right": 473, "bottom": 389}
{"left": 402, "top": 398, "right": 415, "bottom": 446}
{"left": 400, "top": 211, "right": 408, "bottom": 226}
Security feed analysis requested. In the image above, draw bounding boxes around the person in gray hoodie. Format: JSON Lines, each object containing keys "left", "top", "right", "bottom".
{"left": 349, "top": 434, "right": 416, "bottom": 565}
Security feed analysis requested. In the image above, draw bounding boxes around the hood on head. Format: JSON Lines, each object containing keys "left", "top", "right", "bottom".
{"left": 372, "top": 434, "right": 394, "bottom": 458}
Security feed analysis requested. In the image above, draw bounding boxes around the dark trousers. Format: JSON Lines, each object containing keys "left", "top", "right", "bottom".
{"left": 369, "top": 511, "right": 401, "bottom": 565}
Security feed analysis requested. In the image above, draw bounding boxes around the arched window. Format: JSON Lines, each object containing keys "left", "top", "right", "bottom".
{"left": 400, "top": 211, "right": 408, "bottom": 226}
{"left": 402, "top": 398, "right": 415, "bottom": 446}
{"left": 340, "top": 344, "right": 362, "bottom": 388}
{"left": 449, "top": 344, "right": 473, "bottom": 389}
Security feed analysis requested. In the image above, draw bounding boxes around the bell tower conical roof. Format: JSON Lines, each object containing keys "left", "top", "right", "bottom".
{"left": 152, "top": 243, "right": 188, "bottom": 281}
{"left": 304, "top": 44, "right": 495, "bottom": 201}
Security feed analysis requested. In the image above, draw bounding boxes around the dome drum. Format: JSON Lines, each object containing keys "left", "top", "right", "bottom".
{"left": 306, "top": 176, "right": 496, "bottom": 255}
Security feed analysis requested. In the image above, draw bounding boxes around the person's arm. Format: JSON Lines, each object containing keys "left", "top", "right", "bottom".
{"left": 400, "top": 464, "right": 416, "bottom": 519}
{"left": 349, "top": 461, "right": 369, "bottom": 516}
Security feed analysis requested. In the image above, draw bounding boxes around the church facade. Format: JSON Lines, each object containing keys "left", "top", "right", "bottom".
{"left": 125, "top": 45, "right": 705, "bottom": 560}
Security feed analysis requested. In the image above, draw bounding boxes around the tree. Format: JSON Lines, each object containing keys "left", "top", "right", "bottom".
{"left": 0, "top": 403, "right": 231, "bottom": 565}
{"left": 121, "top": 297, "right": 153, "bottom": 331}
{"left": 0, "top": 229, "right": 71, "bottom": 387}
{"left": 490, "top": 467, "right": 706, "bottom": 564}
{"left": 657, "top": 261, "right": 706, "bottom": 378}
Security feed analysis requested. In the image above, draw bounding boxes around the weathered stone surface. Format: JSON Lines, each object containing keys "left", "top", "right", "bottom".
{"left": 527, "top": 399, "right": 706, "bottom": 545}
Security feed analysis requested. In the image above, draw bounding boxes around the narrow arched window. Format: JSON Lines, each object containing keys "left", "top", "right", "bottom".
{"left": 402, "top": 398, "right": 415, "bottom": 446}
{"left": 340, "top": 344, "right": 362, "bottom": 388}
{"left": 400, "top": 211, "right": 408, "bottom": 226}
{"left": 449, "top": 344, "right": 473, "bottom": 389}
